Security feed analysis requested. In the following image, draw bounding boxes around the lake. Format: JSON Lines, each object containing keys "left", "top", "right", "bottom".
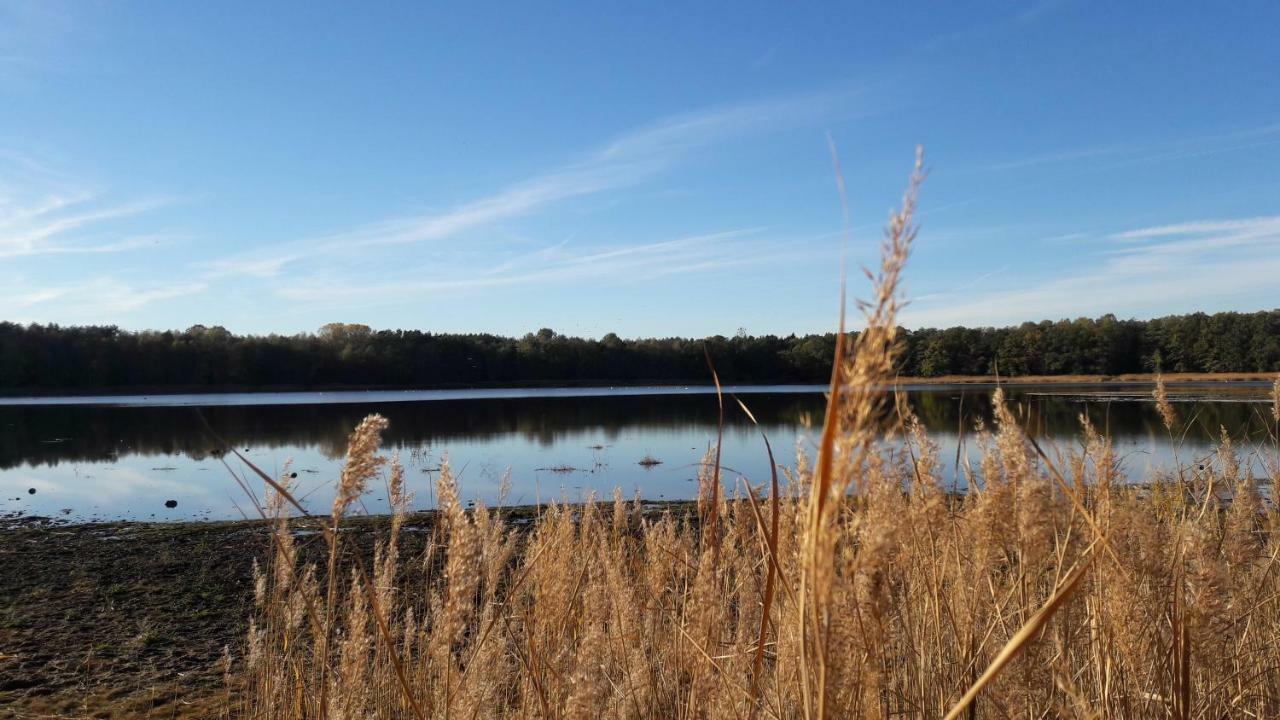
{"left": 1, "top": 382, "right": 1274, "bottom": 523}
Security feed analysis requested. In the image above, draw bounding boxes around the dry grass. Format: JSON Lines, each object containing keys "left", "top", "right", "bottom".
{"left": 225, "top": 153, "right": 1280, "bottom": 719}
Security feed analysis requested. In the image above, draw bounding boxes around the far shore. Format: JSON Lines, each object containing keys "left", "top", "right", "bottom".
{"left": 898, "top": 372, "right": 1278, "bottom": 385}
{"left": 0, "top": 372, "right": 1274, "bottom": 400}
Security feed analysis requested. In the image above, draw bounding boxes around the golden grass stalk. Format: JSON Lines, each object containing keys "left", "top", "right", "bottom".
{"left": 1272, "top": 374, "right": 1279, "bottom": 424}
{"left": 941, "top": 542, "right": 1099, "bottom": 720}
{"left": 1154, "top": 374, "right": 1178, "bottom": 433}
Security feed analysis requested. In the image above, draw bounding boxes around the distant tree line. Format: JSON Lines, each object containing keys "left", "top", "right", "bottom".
{"left": 898, "top": 311, "right": 1280, "bottom": 377}
{"left": 1, "top": 310, "right": 1277, "bottom": 393}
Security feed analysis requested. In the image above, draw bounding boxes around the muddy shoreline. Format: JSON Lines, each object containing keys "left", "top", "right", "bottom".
{"left": 0, "top": 513, "right": 451, "bottom": 718}
{"left": 1, "top": 519, "right": 263, "bottom": 717}
{"left": 0, "top": 504, "right": 689, "bottom": 718}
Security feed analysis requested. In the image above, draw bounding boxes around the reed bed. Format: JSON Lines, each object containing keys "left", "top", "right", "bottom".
{"left": 226, "top": 153, "right": 1280, "bottom": 719}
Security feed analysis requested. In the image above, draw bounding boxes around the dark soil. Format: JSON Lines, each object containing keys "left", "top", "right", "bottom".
{"left": 0, "top": 503, "right": 686, "bottom": 718}
{"left": 0, "top": 519, "right": 272, "bottom": 718}
{"left": 0, "top": 513, "right": 458, "bottom": 719}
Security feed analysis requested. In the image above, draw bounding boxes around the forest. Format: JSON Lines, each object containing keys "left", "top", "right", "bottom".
{"left": 1, "top": 308, "right": 1278, "bottom": 392}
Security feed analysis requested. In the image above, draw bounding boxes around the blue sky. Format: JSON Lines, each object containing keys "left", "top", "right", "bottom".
{"left": 2, "top": 1, "right": 1278, "bottom": 337}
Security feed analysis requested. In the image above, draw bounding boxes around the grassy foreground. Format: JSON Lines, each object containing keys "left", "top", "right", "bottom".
{"left": 232, "top": 401, "right": 1280, "bottom": 719}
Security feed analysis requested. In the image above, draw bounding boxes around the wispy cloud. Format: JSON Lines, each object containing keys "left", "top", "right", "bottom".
{"left": 314, "top": 166, "right": 623, "bottom": 250}
{"left": 1111, "top": 216, "right": 1280, "bottom": 242}
{"left": 979, "top": 122, "right": 1280, "bottom": 174}
{"left": 1, "top": 276, "right": 207, "bottom": 322}
{"left": 904, "top": 215, "right": 1280, "bottom": 328}
{"left": 197, "top": 254, "right": 301, "bottom": 280}
{"left": 0, "top": 152, "right": 196, "bottom": 321}
{"left": 752, "top": 44, "right": 779, "bottom": 70}
{"left": 202, "top": 90, "right": 853, "bottom": 282}
{"left": 321, "top": 92, "right": 845, "bottom": 251}
{"left": 274, "top": 229, "right": 777, "bottom": 307}
{"left": 85, "top": 278, "right": 208, "bottom": 314}
{"left": 0, "top": 235, "right": 170, "bottom": 260}
{"left": 0, "top": 0, "right": 75, "bottom": 82}
{"left": 1012, "top": 0, "right": 1072, "bottom": 24}
{"left": 922, "top": 0, "right": 1072, "bottom": 52}
{"left": 0, "top": 154, "right": 169, "bottom": 259}
{"left": 913, "top": 264, "right": 1010, "bottom": 303}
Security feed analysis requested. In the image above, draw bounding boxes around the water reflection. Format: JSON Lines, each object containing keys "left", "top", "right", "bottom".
{"left": 0, "top": 386, "right": 1272, "bottom": 523}
{"left": 0, "top": 393, "right": 828, "bottom": 469}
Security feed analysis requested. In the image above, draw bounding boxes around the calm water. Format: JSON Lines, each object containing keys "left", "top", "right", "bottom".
{"left": 0, "top": 383, "right": 1273, "bottom": 523}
